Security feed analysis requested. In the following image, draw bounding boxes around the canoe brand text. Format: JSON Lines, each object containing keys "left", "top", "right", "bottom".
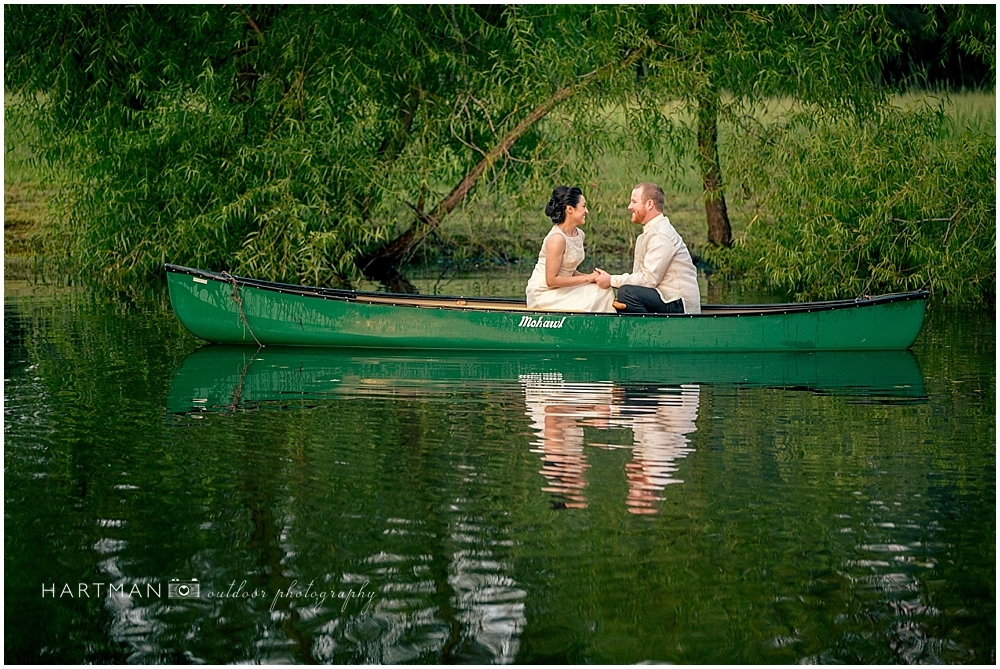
{"left": 519, "top": 316, "right": 567, "bottom": 329}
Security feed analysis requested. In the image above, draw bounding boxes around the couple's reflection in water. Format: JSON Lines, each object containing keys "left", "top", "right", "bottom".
{"left": 169, "top": 347, "right": 925, "bottom": 519}
{"left": 520, "top": 374, "right": 699, "bottom": 515}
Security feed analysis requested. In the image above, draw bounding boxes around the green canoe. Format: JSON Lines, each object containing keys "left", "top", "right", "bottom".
{"left": 165, "top": 264, "right": 929, "bottom": 352}
{"left": 166, "top": 346, "right": 926, "bottom": 414}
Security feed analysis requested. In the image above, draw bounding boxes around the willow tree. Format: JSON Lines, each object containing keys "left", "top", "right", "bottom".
{"left": 5, "top": 5, "right": 644, "bottom": 291}
{"left": 630, "top": 5, "right": 904, "bottom": 247}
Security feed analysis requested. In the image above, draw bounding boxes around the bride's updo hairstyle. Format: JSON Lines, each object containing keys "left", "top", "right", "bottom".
{"left": 544, "top": 185, "right": 584, "bottom": 224}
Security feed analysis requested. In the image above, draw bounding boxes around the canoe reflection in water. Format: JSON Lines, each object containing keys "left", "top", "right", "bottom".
{"left": 521, "top": 375, "right": 699, "bottom": 514}
{"left": 167, "top": 348, "right": 924, "bottom": 516}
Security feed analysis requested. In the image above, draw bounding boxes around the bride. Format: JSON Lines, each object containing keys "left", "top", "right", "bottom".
{"left": 525, "top": 186, "right": 615, "bottom": 313}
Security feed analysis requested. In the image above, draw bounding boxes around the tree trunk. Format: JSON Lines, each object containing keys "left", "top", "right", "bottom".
{"left": 697, "top": 91, "right": 732, "bottom": 247}
{"left": 358, "top": 47, "right": 646, "bottom": 292}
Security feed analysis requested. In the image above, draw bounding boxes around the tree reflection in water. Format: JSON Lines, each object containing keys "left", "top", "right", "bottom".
{"left": 520, "top": 374, "right": 699, "bottom": 514}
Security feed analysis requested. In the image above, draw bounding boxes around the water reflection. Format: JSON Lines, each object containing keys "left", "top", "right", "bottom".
{"left": 166, "top": 346, "right": 926, "bottom": 415}
{"left": 77, "top": 346, "right": 933, "bottom": 662}
{"left": 10, "top": 287, "right": 996, "bottom": 664}
{"left": 168, "top": 347, "right": 925, "bottom": 521}
{"left": 618, "top": 385, "right": 699, "bottom": 514}
{"left": 521, "top": 375, "right": 699, "bottom": 514}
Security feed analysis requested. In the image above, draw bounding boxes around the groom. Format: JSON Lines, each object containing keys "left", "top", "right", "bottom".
{"left": 595, "top": 183, "right": 701, "bottom": 314}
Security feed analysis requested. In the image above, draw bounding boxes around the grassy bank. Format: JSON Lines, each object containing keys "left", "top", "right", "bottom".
{"left": 4, "top": 92, "right": 67, "bottom": 279}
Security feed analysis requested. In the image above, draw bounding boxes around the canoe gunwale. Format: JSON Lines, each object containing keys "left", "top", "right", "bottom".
{"left": 165, "top": 264, "right": 929, "bottom": 318}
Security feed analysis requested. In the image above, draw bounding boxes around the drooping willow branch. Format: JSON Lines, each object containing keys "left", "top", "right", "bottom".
{"left": 359, "top": 46, "right": 647, "bottom": 289}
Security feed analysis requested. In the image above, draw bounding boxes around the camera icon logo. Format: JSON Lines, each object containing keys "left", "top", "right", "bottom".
{"left": 167, "top": 579, "right": 200, "bottom": 599}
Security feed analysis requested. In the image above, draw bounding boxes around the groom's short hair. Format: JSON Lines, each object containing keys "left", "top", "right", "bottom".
{"left": 636, "top": 182, "right": 665, "bottom": 212}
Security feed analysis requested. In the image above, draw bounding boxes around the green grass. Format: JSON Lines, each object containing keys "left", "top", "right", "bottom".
{"left": 4, "top": 93, "right": 63, "bottom": 267}
{"left": 892, "top": 89, "right": 996, "bottom": 135}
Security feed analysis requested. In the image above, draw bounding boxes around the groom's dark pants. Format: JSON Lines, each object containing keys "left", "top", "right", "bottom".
{"left": 615, "top": 285, "right": 685, "bottom": 314}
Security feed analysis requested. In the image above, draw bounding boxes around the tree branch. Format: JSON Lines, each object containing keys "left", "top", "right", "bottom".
{"left": 375, "top": 46, "right": 647, "bottom": 266}
{"left": 890, "top": 205, "right": 964, "bottom": 227}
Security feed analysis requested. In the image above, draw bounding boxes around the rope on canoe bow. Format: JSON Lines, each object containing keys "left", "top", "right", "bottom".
{"left": 221, "top": 271, "right": 264, "bottom": 348}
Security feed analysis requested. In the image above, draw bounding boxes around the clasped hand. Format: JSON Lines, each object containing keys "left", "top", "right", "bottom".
{"left": 590, "top": 268, "right": 612, "bottom": 289}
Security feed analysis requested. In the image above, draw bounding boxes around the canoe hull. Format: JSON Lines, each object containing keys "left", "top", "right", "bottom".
{"left": 166, "top": 265, "right": 928, "bottom": 352}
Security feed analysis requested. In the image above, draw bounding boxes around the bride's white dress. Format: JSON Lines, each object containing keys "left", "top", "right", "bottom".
{"left": 525, "top": 226, "right": 615, "bottom": 312}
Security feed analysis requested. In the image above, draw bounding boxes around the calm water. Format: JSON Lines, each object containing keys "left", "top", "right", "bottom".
{"left": 4, "top": 278, "right": 995, "bottom": 664}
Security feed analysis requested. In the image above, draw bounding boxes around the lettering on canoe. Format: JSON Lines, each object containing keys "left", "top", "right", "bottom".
{"left": 519, "top": 316, "right": 566, "bottom": 329}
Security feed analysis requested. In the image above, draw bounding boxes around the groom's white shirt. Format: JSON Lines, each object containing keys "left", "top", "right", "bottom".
{"left": 610, "top": 213, "right": 701, "bottom": 314}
